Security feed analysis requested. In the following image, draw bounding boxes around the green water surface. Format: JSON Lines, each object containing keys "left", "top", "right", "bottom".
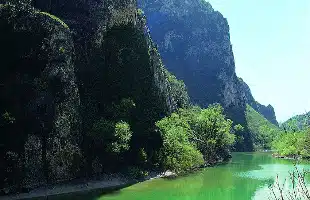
{"left": 98, "top": 152, "right": 310, "bottom": 200}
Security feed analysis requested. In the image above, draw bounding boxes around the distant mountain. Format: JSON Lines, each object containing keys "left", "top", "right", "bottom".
{"left": 281, "top": 112, "right": 310, "bottom": 132}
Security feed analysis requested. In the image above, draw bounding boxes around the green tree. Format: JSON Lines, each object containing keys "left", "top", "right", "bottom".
{"left": 109, "top": 121, "right": 132, "bottom": 154}
{"left": 90, "top": 119, "right": 132, "bottom": 154}
{"left": 155, "top": 104, "right": 236, "bottom": 173}
{"left": 156, "top": 113, "right": 203, "bottom": 173}
{"left": 191, "top": 104, "right": 235, "bottom": 160}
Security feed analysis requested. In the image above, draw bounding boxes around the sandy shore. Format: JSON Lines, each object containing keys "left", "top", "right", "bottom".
{"left": 0, "top": 171, "right": 176, "bottom": 200}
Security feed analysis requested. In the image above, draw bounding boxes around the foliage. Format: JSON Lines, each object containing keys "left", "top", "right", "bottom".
{"left": 2, "top": 111, "right": 15, "bottom": 124}
{"left": 190, "top": 104, "right": 235, "bottom": 160}
{"left": 110, "top": 98, "right": 136, "bottom": 120}
{"left": 110, "top": 121, "right": 132, "bottom": 153}
{"left": 90, "top": 119, "right": 132, "bottom": 154}
{"left": 137, "top": 8, "right": 144, "bottom": 16}
{"left": 281, "top": 112, "right": 310, "bottom": 133}
{"left": 155, "top": 104, "right": 236, "bottom": 173}
{"left": 272, "top": 129, "right": 310, "bottom": 158}
{"left": 246, "top": 104, "right": 283, "bottom": 150}
{"left": 59, "top": 46, "right": 65, "bottom": 54}
{"left": 126, "top": 166, "right": 149, "bottom": 179}
{"left": 234, "top": 124, "right": 244, "bottom": 132}
{"left": 164, "top": 69, "right": 190, "bottom": 108}
{"left": 156, "top": 112, "right": 203, "bottom": 173}
{"left": 138, "top": 148, "right": 148, "bottom": 165}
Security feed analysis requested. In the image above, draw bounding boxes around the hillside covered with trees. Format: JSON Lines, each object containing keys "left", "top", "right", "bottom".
{"left": 272, "top": 112, "right": 310, "bottom": 158}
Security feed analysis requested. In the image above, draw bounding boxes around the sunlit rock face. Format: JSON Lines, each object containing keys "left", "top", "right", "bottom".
{"left": 139, "top": 0, "right": 279, "bottom": 150}
{"left": 139, "top": 0, "right": 252, "bottom": 150}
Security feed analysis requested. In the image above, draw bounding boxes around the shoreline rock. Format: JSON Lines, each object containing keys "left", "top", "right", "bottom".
{"left": 272, "top": 153, "right": 302, "bottom": 160}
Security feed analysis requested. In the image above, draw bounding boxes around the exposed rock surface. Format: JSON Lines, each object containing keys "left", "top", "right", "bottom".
{"left": 139, "top": 0, "right": 251, "bottom": 150}
{"left": 139, "top": 0, "right": 278, "bottom": 149}
{"left": 0, "top": 0, "right": 189, "bottom": 193}
{"left": 0, "top": 3, "right": 81, "bottom": 191}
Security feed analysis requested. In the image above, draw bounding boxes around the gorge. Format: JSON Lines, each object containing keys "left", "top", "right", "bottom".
{"left": 0, "top": 0, "right": 306, "bottom": 199}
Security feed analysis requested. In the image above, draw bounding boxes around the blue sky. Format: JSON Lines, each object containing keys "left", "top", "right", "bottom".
{"left": 206, "top": 0, "right": 310, "bottom": 122}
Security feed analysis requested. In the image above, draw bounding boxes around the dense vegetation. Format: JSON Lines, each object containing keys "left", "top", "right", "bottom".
{"left": 156, "top": 104, "right": 237, "bottom": 173}
{"left": 245, "top": 105, "right": 283, "bottom": 150}
{"left": 272, "top": 130, "right": 310, "bottom": 158}
{"left": 281, "top": 112, "right": 310, "bottom": 132}
{"left": 272, "top": 113, "right": 310, "bottom": 158}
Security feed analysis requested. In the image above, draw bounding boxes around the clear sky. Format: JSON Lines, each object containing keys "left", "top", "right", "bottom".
{"left": 206, "top": 0, "right": 310, "bottom": 122}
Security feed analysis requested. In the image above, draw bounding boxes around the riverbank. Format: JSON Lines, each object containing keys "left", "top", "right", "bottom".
{"left": 0, "top": 171, "right": 176, "bottom": 200}
{"left": 271, "top": 153, "right": 310, "bottom": 161}
{"left": 0, "top": 154, "right": 229, "bottom": 200}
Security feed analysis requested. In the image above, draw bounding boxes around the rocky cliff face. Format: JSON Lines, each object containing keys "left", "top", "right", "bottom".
{"left": 139, "top": 0, "right": 252, "bottom": 150}
{"left": 0, "top": 3, "right": 81, "bottom": 189}
{"left": 0, "top": 0, "right": 189, "bottom": 193}
{"left": 139, "top": 0, "right": 279, "bottom": 149}
{"left": 139, "top": 0, "right": 240, "bottom": 108}
{"left": 239, "top": 78, "right": 278, "bottom": 126}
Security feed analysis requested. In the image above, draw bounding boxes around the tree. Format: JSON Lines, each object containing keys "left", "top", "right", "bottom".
{"left": 90, "top": 119, "right": 132, "bottom": 154}
{"left": 155, "top": 113, "right": 203, "bottom": 173}
{"left": 155, "top": 104, "right": 235, "bottom": 173}
{"left": 191, "top": 104, "right": 235, "bottom": 160}
{"left": 109, "top": 121, "right": 132, "bottom": 154}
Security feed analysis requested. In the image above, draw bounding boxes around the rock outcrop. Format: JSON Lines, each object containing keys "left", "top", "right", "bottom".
{"left": 0, "top": 0, "right": 189, "bottom": 193}
{"left": 0, "top": 3, "right": 81, "bottom": 190}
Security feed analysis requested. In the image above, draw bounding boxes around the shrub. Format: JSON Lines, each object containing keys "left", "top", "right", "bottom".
{"left": 126, "top": 166, "right": 148, "bottom": 179}
{"left": 109, "top": 121, "right": 132, "bottom": 153}
{"left": 269, "top": 166, "right": 310, "bottom": 200}
{"left": 89, "top": 119, "right": 132, "bottom": 154}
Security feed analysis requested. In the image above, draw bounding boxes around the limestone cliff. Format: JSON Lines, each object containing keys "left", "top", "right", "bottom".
{"left": 139, "top": 0, "right": 252, "bottom": 150}
{"left": 139, "top": 0, "right": 280, "bottom": 147}
{"left": 0, "top": 0, "right": 189, "bottom": 193}
{"left": 0, "top": 3, "right": 81, "bottom": 189}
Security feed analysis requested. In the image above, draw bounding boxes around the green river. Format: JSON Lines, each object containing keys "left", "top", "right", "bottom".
{"left": 51, "top": 152, "right": 310, "bottom": 200}
{"left": 99, "top": 152, "right": 310, "bottom": 200}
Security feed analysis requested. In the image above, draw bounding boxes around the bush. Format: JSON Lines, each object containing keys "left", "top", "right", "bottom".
{"left": 269, "top": 166, "right": 310, "bottom": 200}
{"left": 191, "top": 104, "right": 235, "bottom": 160}
{"left": 89, "top": 119, "right": 132, "bottom": 154}
{"left": 126, "top": 166, "right": 148, "bottom": 179}
{"left": 110, "top": 121, "right": 132, "bottom": 153}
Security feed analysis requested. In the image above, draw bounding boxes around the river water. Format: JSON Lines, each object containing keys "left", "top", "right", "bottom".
{"left": 98, "top": 152, "right": 310, "bottom": 200}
